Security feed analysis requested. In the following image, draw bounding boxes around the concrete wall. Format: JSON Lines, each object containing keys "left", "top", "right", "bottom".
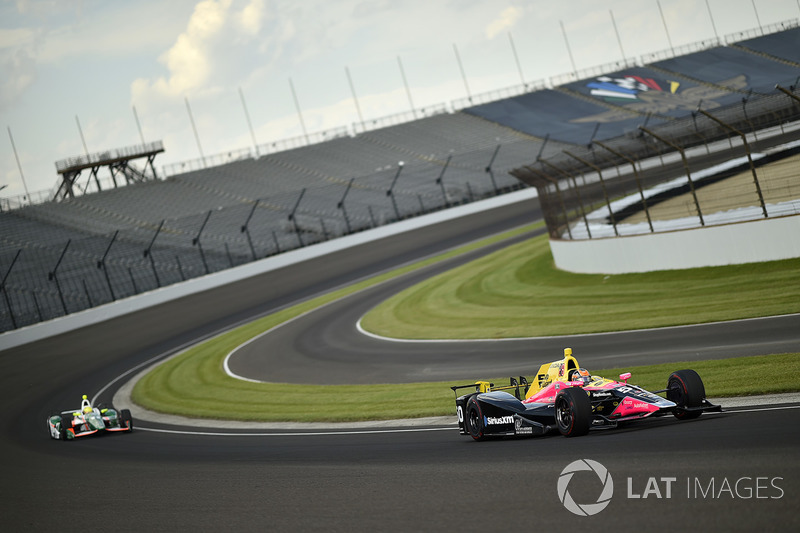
{"left": 550, "top": 215, "right": 800, "bottom": 274}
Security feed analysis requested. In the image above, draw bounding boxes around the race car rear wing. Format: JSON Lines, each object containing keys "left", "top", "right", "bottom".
{"left": 451, "top": 376, "right": 532, "bottom": 400}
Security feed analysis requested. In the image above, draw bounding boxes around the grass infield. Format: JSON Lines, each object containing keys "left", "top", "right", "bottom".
{"left": 360, "top": 233, "right": 800, "bottom": 338}
{"left": 132, "top": 226, "right": 800, "bottom": 422}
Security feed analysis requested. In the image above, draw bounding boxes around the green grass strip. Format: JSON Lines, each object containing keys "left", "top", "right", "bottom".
{"left": 360, "top": 233, "right": 800, "bottom": 338}
{"left": 132, "top": 223, "right": 540, "bottom": 422}
{"left": 133, "top": 224, "right": 800, "bottom": 422}
{"left": 134, "top": 347, "right": 799, "bottom": 422}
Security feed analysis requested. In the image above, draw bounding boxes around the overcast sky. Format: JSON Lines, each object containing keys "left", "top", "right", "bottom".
{"left": 1, "top": 0, "right": 798, "bottom": 201}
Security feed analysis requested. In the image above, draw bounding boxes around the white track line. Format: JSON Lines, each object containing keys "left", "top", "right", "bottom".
{"left": 357, "top": 312, "right": 800, "bottom": 343}
{"left": 130, "top": 403, "right": 799, "bottom": 437}
{"left": 136, "top": 426, "right": 456, "bottom": 437}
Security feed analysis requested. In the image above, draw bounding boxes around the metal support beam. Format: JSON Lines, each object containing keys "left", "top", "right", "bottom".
{"left": 696, "top": 109, "right": 767, "bottom": 218}
{"left": 639, "top": 127, "right": 704, "bottom": 226}
{"left": 562, "top": 150, "right": 618, "bottom": 236}
{"left": 538, "top": 158, "right": 591, "bottom": 239}
{"left": 593, "top": 141, "right": 654, "bottom": 233}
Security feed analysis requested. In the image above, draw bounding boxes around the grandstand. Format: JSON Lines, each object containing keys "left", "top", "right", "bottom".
{"left": 1, "top": 21, "right": 799, "bottom": 333}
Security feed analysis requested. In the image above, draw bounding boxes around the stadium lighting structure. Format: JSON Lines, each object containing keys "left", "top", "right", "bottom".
{"left": 559, "top": 20, "right": 577, "bottom": 78}
{"left": 609, "top": 10, "right": 626, "bottom": 60}
{"left": 397, "top": 56, "right": 416, "bottom": 118}
{"left": 704, "top": 0, "right": 719, "bottom": 41}
{"left": 656, "top": 0, "right": 675, "bottom": 56}
{"left": 184, "top": 97, "right": 206, "bottom": 168}
{"left": 452, "top": 43, "right": 471, "bottom": 102}
{"left": 345, "top": 66, "right": 365, "bottom": 131}
{"left": 508, "top": 32, "right": 525, "bottom": 86}
{"left": 289, "top": 78, "right": 310, "bottom": 145}
{"left": 7, "top": 127, "right": 30, "bottom": 203}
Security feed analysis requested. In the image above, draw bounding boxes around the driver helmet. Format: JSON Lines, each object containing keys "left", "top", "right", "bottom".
{"left": 83, "top": 406, "right": 93, "bottom": 414}
{"left": 571, "top": 368, "right": 591, "bottom": 386}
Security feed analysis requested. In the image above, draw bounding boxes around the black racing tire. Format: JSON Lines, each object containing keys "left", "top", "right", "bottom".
{"left": 555, "top": 387, "right": 592, "bottom": 437}
{"left": 60, "top": 416, "right": 71, "bottom": 440}
{"left": 667, "top": 369, "right": 705, "bottom": 420}
{"left": 121, "top": 409, "right": 133, "bottom": 431}
{"left": 465, "top": 396, "right": 485, "bottom": 441}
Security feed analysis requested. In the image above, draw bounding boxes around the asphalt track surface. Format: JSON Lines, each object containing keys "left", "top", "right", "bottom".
{"left": 2, "top": 197, "right": 799, "bottom": 531}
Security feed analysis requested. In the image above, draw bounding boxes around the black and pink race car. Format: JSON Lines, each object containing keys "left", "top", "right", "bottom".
{"left": 452, "top": 348, "right": 721, "bottom": 440}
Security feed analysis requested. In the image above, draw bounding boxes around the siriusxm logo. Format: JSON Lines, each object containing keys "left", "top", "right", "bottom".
{"left": 484, "top": 415, "right": 514, "bottom": 426}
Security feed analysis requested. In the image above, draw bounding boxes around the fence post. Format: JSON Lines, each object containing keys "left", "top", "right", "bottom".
{"left": 337, "top": 179, "right": 354, "bottom": 234}
{"left": 48, "top": 239, "right": 71, "bottom": 316}
{"left": 697, "top": 109, "right": 767, "bottom": 218}
{"left": 485, "top": 144, "right": 501, "bottom": 194}
{"left": 271, "top": 231, "right": 281, "bottom": 254}
{"left": 538, "top": 158, "right": 591, "bottom": 239}
{"left": 774, "top": 84, "right": 800, "bottom": 104}
{"left": 175, "top": 255, "right": 186, "bottom": 281}
{"left": 535, "top": 133, "right": 550, "bottom": 161}
{"left": 690, "top": 111, "right": 712, "bottom": 155}
{"left": 193, "top": 210, "right": 212, "bottom": 274}
{"left": 98, "top": 230, "right": 119, "bottom": 301}
{"left": 386, "top": 162, "right": 404, "bottom": 220}
{"left": 562, "top": 150, "right": 618, "bottom": 236}
{"left": 319, "top": 218, "right": 329, "bottom": 240}
{"left": 32, "top": 290, "right": 42, "bottom": 322}
{"left": 435, "top": 154, "right": 453, "bottom": 207}
{"left": 639, "top": 127, "right": 704, "bottom": 226}
{"left": 144, "top": 220, "right": 164, "bottom": 288}
{"left": 288, "top": 188, "right": 307, "bottom": 247}
{"left": 241, "top": 200, "right": 259, "bottom": 261}
{"left": 128, "top": 267, "right": 138, "bottom": 293}
{"left": 525, "top": 164, "right": 573, "bottom": 239}
{"left": 1, "top": 249, "right": 22, "bottom": 330}
{"left": 593, "top": 141, "right": 654, "bottom": 233}
{"left": 82, "top": 279, "right": 93, "bottom": 307}
{"left": 224, "top": 243, "right": 234, "bottom": 267}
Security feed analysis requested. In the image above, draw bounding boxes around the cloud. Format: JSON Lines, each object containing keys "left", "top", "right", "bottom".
{"left": 149, "top": 0, "right": 233, "bottom": 97}
{"left": 238, "top": 0, "right": 267, "bottom": 35}
{"left": 485, "top": 6, "right": 522, "bottom": 39}
{"left": 0, "top": 46, "right": 37, "bottom": 112}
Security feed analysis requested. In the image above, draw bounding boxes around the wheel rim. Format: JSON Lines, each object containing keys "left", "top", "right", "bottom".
{"left": 556, "top": 397, "right": 572, "bottom": 430}
{"left": 667, "top": 379, "right": 686, "bottom": 407}
{"left": 468, "top": 407, "right": 480, "bottom": 436}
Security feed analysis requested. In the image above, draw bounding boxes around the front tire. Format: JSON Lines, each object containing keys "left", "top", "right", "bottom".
{"left": 465, "top": 397, "right": 485, "bottom": 441}
{"left": 60, "top": 416, "right": 72, "bottom": 440}
{"left": 667, "top": 369, "right": 705, "bottom": 420}
{"left": 555, "top": 387, "right": 591, "bottom": 437}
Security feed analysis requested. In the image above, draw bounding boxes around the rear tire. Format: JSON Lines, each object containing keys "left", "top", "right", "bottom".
{"left": 120, "top": 409, "right": 133, "bottom": 431}
{"left": 667, "top": 369, "right": 705, "bottom": 420}
{"left": 465, "top": 397, "right": 485, "bottom": 441}
{"left": 47, "top": 416, "right": 60, "bottom": 440}
{"left": 555, "top": 387, "right": 591, "bottom": 437}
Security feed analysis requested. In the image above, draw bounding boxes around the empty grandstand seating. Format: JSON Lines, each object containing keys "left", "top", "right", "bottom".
{"left": 2, "top": 24, "right": 799, "bottom": 333}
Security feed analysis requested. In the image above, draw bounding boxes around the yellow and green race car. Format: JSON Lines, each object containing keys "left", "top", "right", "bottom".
{"left": 47, "top": 395, "right": 133, "bottom": 440}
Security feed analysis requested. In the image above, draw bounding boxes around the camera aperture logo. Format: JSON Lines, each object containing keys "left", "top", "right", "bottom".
{"left": 557, "top": 459, "right": 614, "bottom": 516}
{"left": 557, "top": 459, "right": 785, "bottom": 516}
